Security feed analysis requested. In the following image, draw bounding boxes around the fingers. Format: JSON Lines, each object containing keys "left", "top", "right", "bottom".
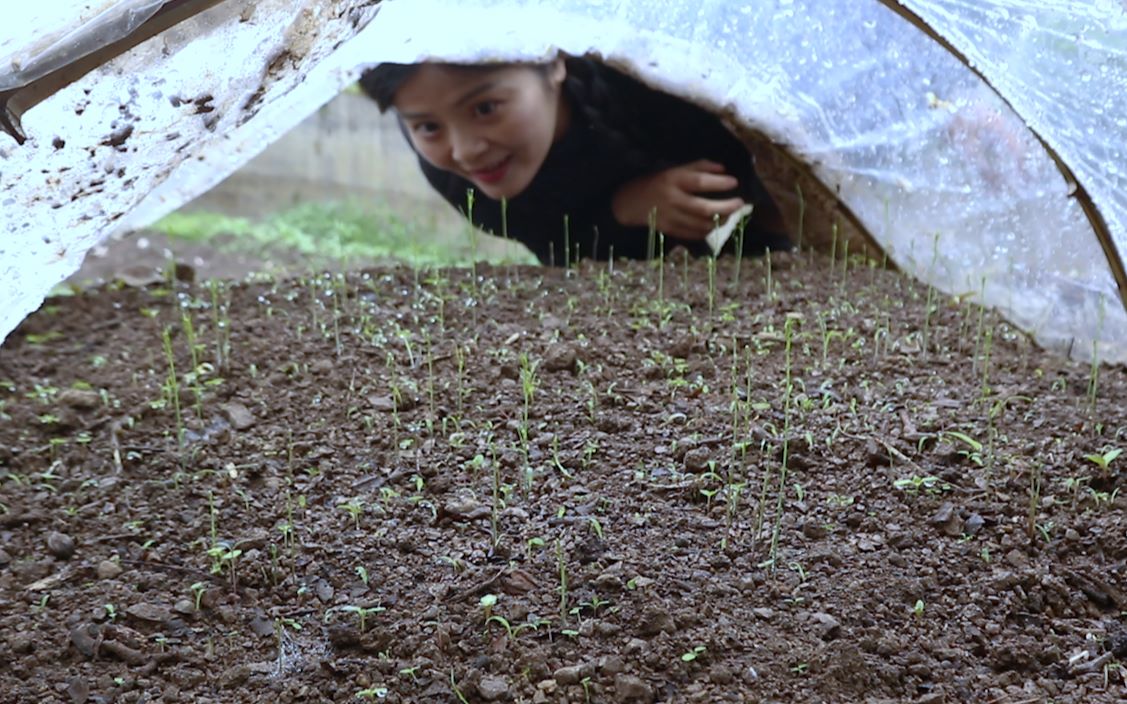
{"left": 671, "top": 161, "right": 738, "bottom": 194}
{"left": 659, "top": 196, "right": 746, "bottom": 240}
{"left": 685, "top": 171, "right": 739, "bottom": 194}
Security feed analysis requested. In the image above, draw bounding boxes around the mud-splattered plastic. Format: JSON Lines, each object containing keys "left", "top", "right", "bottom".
{"left": 0, "top": 1, "right": 165, "bottom": 91}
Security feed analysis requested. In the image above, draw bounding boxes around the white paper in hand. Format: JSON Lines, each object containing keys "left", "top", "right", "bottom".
{"left": 705, "top": 204, "right": 755, "bottom": 256}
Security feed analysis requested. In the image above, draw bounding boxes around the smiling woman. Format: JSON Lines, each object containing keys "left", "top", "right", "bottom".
{"left": 358, "top": 55, "right": 790, "bottom": 265}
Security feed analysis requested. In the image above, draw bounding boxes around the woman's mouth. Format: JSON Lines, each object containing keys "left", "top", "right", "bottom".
{"left": 470, "top": 156, "right": 511, "bottom": 185}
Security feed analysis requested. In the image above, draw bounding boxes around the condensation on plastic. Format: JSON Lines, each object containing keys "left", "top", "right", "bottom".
{"left": 0, "top": 1, "right": 166, "bottom": 92}
{"left": 898, "top": 0, "right": 1127, "bottom": 362}
{"left": 1, "top": 0, "right": 1125, "bottom": 365}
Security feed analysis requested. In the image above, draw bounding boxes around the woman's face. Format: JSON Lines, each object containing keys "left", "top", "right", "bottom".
{"left": 393, "top": 60, "right": 570, "bottom": 201}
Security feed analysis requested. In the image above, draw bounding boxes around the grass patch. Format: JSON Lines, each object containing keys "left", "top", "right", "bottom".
{"left": 152, "top": 200, "right": 536, "bottom": 269}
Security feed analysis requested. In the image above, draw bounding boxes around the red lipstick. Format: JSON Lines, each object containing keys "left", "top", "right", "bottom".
{"left": 472, "top": 156, "right": 510, "bottom": 184}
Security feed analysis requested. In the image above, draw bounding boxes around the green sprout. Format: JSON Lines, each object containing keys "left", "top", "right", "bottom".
{"left": 354, "top": 686, "right": 389, "bottom": 700}
{"left": 681, "top": 645, "right": 707, "bottom": 663}
{"left": 339, "top": 604, "right": 385, "bottom": 633}
{"left": 338, "top": 499, "right": 366, "bottom": 530}
{"left": 1084, "top": 448, "right": 1121, "bottom": 474}
{"left": 190, "top": 581, "right": 207, "bottom": 611}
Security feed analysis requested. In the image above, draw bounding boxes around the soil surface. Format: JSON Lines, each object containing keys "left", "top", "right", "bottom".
{"left": 2, "top": 250, "right": 1126, "bottom": 704}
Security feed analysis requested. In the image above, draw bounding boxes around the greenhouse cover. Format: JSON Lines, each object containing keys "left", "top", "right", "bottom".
{"left": 1, "top": 0, "right": 1125, "bottom": 363}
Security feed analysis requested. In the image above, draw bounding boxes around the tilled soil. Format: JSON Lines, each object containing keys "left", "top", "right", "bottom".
{"left": 1, "top": 251, "right": 1125, "bottom": 704}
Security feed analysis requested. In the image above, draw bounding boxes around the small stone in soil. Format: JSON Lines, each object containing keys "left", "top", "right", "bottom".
{"left": 812, "top": 612, "right": 842, "bottom": 640}
{"left": 963, "top": 513, "right": 985, "bottom": 535}
{"left": 66, "top": 675, "right": 90, "bottom": 704}
{"left": 96, "top": 560, "right": 123, "bottom": 579}
{"left": 47, "top": 531, "right": 77, "bottom": 559}
{"left": 1004, "top": 549, "right": 1029, "bottom": 568}
{"left": 930, "top": 502, "right": 963, "bottom": 537}
{"left": 477, "top": 675, "right": 509, "bottom": 701}
{"left": 638, "top": 607, "right": 675, "bottom": 637}
{"left": 801, "top": 520, "right": 829, "bottom": 539}
{"left": 249, "top": 613, "right": 275, "bottom": 638}
{"left": 70, "top": 624, "right": 98, "bottom": 658}
{"left": 58, "top": 388, "right": 100, "bottom": 410}
{"left": 542, "top": 343, "right": 578, "bottom": 372}
{"left": 8, "top": 632, "right": 34, "bottom": 654}
{"left": 219, "top": 402, "right": 255, "bottom": 430}
{"left": 599, "top": 655, "right": 626, "bottom": 675}
{"left": 126, "top": 603, "right": 173, "bottom": 623}
{"left": 614, "top": 674, "right": 654, "bottom": 702}
{"left": 554, "top": 664, "right": 584, "bottom": 686}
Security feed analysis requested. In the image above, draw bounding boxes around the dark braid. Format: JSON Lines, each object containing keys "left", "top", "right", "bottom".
{"left": 560, "top": 56, "right": 654, "bottom": 173}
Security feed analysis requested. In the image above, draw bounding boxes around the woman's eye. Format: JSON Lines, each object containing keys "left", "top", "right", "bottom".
{"left": 413, "top": 122, "right": 441, "bottom": 137}
{"left": 474, "top": 101, "right": 499, "bottom": 117}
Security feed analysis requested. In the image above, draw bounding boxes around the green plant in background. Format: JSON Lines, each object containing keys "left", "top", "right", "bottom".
{"left": 556, "top": 539, "right": 570, "bottom": 627}
{"left": 766, "top": 314, "right": 801, "bottom": 569}
{"left": 161, "top": 326, "right": 184, "bottom": 450}
{"left": 1088, "top": 293, "right": 1106, "bottom": 414}
{"left": 152, "top": 200, "right": 535, "bottom": 270}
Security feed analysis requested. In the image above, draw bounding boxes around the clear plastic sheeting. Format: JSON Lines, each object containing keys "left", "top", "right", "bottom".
{"left": 348, "top": 0, "right": 1127, "bottom": 362}
{"left": 0, "top": 1, "right": 165, "bottom": 91}
{"left": 1, "top": 0, "right": 1126, "bottom": 364}
{"left": 898, "top": 0, "right": 1127, "bottom": 361}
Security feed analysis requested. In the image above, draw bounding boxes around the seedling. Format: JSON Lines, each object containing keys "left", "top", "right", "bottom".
{"left": 479, "top": 593, "right": 498, "bottom": 621}
{"left": 1036, "top": 520, "right": 1055, "bottom": 543}
{"left": 355, "top": 687, "right": 389, "bottom": 700}
{"left": 893, "top": 475, "right": 950, "bottom": 495}
{"left": 399, "top": 666, "right": 420, "bottom": 682}
{"left": 588, "top": 516, "right": 604, "bottom": 540}
{"left": 207, "top": 545, "right": 242, "bottom": 588}
{"left": 486, "top": 613, "right": 549, "bottom": 642}
{"left": 556, "top": 539, "right": 570, "bottom": 626}
{"left": 338, "top": 499, "right": 366, "bottom": 530}
{"left": 1084, "top": 448, "right": 1121, "bottom": 475}
{"left": 161, "top": 326, "right": 184, "bottom": 450}
{"left": 450, "top": 670, "right": 471, "bottom": 704}
{"left": 355, "top": 565, "right": 370, "bottom": 587}
{"left": 190, "top": 581, "right": 207, "bottom": 610}
{"left": 1027, "top": 464, "right": 1043, "bottom": 541}
{"left": 942, "top": 431, "right": 985, "bottom": 467}
{"left": 681, "top": 645, "right": 707, "bottom": 662}
{"left": 912, "top": 599, "right": 925, "bottom": 620}
{"left": 338, "top": 604, "right": 385, "bottom": 632}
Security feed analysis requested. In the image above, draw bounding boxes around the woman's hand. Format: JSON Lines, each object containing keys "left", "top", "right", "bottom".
{"left": 611, "top": 159, "right": 746, "bottom": 240}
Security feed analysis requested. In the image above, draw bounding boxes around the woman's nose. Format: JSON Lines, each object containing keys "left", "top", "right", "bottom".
{"left": 449, "top": 127, "right": 487, "bottom": 166}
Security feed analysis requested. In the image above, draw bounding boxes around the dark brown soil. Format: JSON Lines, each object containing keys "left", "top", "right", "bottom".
{"left": 2, "top": 250, "right": 1126, "bottom": 704}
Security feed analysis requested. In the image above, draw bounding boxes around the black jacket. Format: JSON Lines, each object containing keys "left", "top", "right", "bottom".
{"left": 415, "top": 62, "right": 788, "bottom": 265}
